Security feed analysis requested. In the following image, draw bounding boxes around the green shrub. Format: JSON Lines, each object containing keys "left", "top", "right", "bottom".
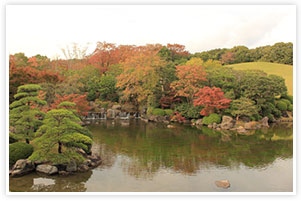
{"left": 202, "top": 113, "right": 221, "bottom": 125}
{"left": 272, "top": 108, "right": 282, "bottom": 118}
{"left": 281, "top": 99, "right": 291, "bottom": 107}
{"left": 9, "top": 133, "right": 18, "bottom": 144}
{"left": 87, "top": 90, "right": 97, "bottom": 101}
{"left": 175, "top": 103, "right": 203, "bottom": 119}
{"left": 261, "top": 102, "right": 275, "bottom": 117}
{"left": 251, "top": 113, "right": 262, "bottom": 121}
{"left": 152, "top": 108, "right": 165, "bottom": 116}
{"left": 288, "top": 104, "right": 293, "bottom": 112}
{"left": 276, "top": 101, "right": 288, "bottom": 111}
{"left": 9, "top": 142, "right": 33, "bottom": 167}
{"left": 147, "top": 107, "right": 154, "bottom": 116}
{"left": 281, "top": 94, "right": 293, "bottom": 104}
{"left": 164, "top": 109, "right": 173, "bottom": 116}
{"left": 267, "top": 114, "right": 275, "bottom": 123}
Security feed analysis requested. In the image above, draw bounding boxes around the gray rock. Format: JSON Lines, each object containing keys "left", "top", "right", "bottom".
{"left": 244, "top": 121, "right": 260, "bottom": 130}
{"left": 195, "top": 119, "right": 203, "bottom": 125}
{"left": 221, "top": 116, "right": 234, "bottom": 130}
{"left": 36, "top": 164, "right": 58, "bottom": 175}
{"left": 66, "top": 161, "right": 77, "bottom": 172}
{"left": 237, "top": 126, "right": 247, "bottom": 134}
{"left": 260, "top": 116, "right": 269, "bottom": 128}
{"left": 11, "top": 159, "right": 35, "bottom": 177}
{"left": 215, "top": 180, "right": 230, "bottom": 189}
{"left": 208, "top": 124, "right": 213, "bottom": 128}
{"left": 212, "top": 123, "right": 217, "bottom": 129}
{"left": 59, "top": 171, "right": 71, "bottom": 176}
{"left": 77, "top": 164, "right": 90, "bottom": 172}
{"left": 112, "top": 105, "right": 121, "bottom": 110}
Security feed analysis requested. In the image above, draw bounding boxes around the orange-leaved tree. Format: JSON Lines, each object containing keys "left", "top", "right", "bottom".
{"left": 193, "top": 86, "right": 231, "bottom": 116}
{"left": 116, "top": 44, "right": 165, "bottom": 107}
{"left": 171, "top": 62, "right": 207, "bottom": 103}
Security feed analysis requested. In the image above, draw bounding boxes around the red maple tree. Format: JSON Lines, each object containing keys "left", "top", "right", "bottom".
{"left": 193, "top": 87, "right": 231, "bottom": 116}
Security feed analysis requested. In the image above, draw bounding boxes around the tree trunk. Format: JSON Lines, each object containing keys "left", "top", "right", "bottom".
{"left": 58, "top": 142, "right": 62, "bottom": 153}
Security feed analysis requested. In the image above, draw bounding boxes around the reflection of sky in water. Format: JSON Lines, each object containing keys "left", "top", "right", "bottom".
{"left": 10, "top": 120, "right": 293, "bottom": 192}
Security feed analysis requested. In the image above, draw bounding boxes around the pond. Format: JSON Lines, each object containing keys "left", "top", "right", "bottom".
{"left": 9, "top": 120, "right": 293, "bottom": 192}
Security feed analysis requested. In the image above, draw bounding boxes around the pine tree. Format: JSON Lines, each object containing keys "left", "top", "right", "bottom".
{"left": 9, "top": 84, "right": 46, "bottom": 144}
{"left": 29, "top": 101, "right": 93, "bottom": 164}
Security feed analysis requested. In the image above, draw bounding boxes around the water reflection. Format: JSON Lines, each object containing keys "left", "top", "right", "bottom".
{"left": 90, "top": 120, "right": 293, "bottom": 178}
{"left": 9, "top": 120, "right": 293, "bottom": 192}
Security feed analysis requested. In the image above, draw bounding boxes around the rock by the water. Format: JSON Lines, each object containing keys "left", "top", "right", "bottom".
{"left": 112, "top": 105, "right": 121, "bottom": 110}
{"left": 77, "top": 164, "right": 90, "bottom": 172}
{"left": 66, "top": 161, "right": 77, "bottom": 172}
{"left": 260, "top": 117, "right": 269, "bottom": 128}
{"left": 208, "top": 124, "right": 213, "bottom": 128}
{"left": 195, "top": 119, "right": 203, "bottom": 126}
{"left": 215, "top": 180, "right": 230, "bottom": 189}
{"left": 58, "top": 171, "right": 71, "bottom": 176}
{"left": 237, "top": 126, "right": 247, "bottom": 134}
{"left": 212, "top": 123, "right": 217, "bottom": 129}
{"left": 36, "top": 164, "right": 58, "bottom": 175}
{"left": 167, "top": 125, "right": 175, "bottom": 128}
{"left": 244, "top": 121, "right": 260, "bottom": 130}
{"left": 221, "top": 116, "right": 234, "bottom": 130}
{"left": 11, "top": 159, "right": 35, "bottom": 177}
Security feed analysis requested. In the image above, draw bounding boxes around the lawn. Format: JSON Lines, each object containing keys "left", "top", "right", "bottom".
{"left": 225, "top": 62, "right": 293, "bottom": 95}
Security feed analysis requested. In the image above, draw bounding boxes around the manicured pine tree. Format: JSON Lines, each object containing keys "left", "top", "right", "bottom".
{"left": 9, "top": 84, "right": 46, "bottom": 144}
{"left": 29, "top": 101, "right": 93, "bottom": 164}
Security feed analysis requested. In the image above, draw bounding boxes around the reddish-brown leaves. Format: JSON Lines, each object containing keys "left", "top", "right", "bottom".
{"left": 193, "top": 87, "right": 231, "bottom": 116}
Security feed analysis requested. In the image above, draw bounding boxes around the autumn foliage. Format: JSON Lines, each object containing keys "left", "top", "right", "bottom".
{"left": 193, "top": 87, "right": 231, "bottom": 116}
{"left": 50, "top": 94, "right": 91, "bottom": 116}
{"left": 171, "top": 64, "right": 207, "bottom": 102}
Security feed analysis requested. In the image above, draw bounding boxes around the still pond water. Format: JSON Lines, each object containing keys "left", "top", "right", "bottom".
{"left": 10, "top": 120, "right": 293, "bottom": 192}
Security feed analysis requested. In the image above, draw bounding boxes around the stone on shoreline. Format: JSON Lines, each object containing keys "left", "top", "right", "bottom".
{"left": 10, "top": 159, "right": 35, "bottom": 177}
{"left": 220, "top": 116, "right": 234, "bottom": 130}
{"left": 215, "top": 180, "right": 230, "bottom": 189}
{"left": 36, "top": 164, "right": 58, "bottom": 175}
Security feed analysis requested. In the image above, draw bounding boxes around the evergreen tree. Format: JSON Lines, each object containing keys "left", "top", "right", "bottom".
{"left": 29, "top": 101, "right": 93, "bottom": 164}
{"left": 9, "top": 84, "right": 46, "bottom": 144}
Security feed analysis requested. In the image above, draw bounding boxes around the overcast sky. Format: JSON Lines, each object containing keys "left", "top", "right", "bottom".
{"left": 6, "top": 5, "right": 296, "bottom": 59}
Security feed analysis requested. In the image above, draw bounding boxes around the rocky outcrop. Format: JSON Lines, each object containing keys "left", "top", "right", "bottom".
{"left": 215, "top": 180, "right": 230, "bottom": 189}
{"left": 167, "top": 125, "right": 175, "bottom": 128}
{"left": 36, "top": 164, "right": 58, "bottom": 175}
{"left": 66, "top": 161, "right": 77, "bottom": 172}
{"left": 220, "top": 116, "right": 234, "bottom": 130}
{"left": 195, "top": 119, "right": 202, "bottom": 126}
{"left": 236, "top": 126, "right": 247, "bottom": 134}
{"left": 148, "top": 115, "right": 169, "bottom": 123}
{"left": 10, "top": 159, "right": 35, "bottom": 177}
{"left": 244, "top": 121, "right": 260, "bottom": 130}
{"left": 260, "top": 116, "right": 269, "bottom": 128}
{"left": 112, "top": 105, "right": 121, "bottom": 110}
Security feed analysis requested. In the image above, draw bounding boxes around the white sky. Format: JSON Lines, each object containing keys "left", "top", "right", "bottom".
{"left": 6, "top": 5, "right": 296, "bottom": 60}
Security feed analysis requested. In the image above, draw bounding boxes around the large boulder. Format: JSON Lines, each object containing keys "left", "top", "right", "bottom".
{"left": 36, "top": 164, "right": 58, "bottom": 175}
{"left": 112, "top": 105, "right": 121, "bottom": 110}
{"left": 195, "top": 119, "right": 203, "bottom": 125}
{"left": 215, "top": 180, "right": 230, "bottom": 189}
{"left": 236, "top": 126, "right": 247, "bottom": 134}
{"left": 260, "top": 117, "right": 269, "bottom": 128}
{"left": 66, "top": 161, "right": 77, "bottom": 172}
{"left": 10, "top": 159, "right": 35, "bottom": 177}
{"left": 244, "top": 121, "right": 260, "bottom": 130}
{"left": 220, "top": 116, "right": 234, "bottom": 130}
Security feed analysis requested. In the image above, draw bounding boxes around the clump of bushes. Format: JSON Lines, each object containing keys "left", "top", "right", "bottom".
{"left": 9, "top": 142, "right": 33, "bottom": 167}
{"left": 175, "top": 103, "right": 203, "bottom": 119}
{"left": 202, "top": 113, "right": 221, "bottom": 125}
{"left": 152, "top": 108, "right": 165, "bottom": 116}
{"left": 276, "top": 100, "right": 288, "bottom": 111}
{"left": 147, "top": 107, "right": 174, "bottom": 116}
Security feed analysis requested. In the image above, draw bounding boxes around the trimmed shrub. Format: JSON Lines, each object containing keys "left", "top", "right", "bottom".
{"left": 272, "top": 108, "right": 282, "bottom": 118}
{"left": 202, "top": 113, "right": 221, "bottom": 125}
{"left": 267, "top": 114, "right": 275, "bottom": 123}
{"left": 9, "top": 142, "right": 33, "bottom": 167}
{"left": 152, "top": 108, "right": 165, "bottom": 116}
{"left": 164, "top": 109, "right": 173, "bottom": 116}
{"left": 87, "top": 90, "right": 97, "bottom": 101}
{"left": 282, "top": 94, "right": 293, "bottom": 104}
{"left": 281, "top": 99, "right": 291, "bottom": 107}
{"left": 251, "top": 113, "right": 262, "bottom": 121}
{"left": 9, "top": 133, "right": 18, "bottom": 144}
{"left": 175, "top": 103, "right": 203, "bottom": 119}
{"left": 276, "top": 101, "right": 288, "bottom": 111}
{"left": 288, "top": 104, "right": 293, "bottom": 112}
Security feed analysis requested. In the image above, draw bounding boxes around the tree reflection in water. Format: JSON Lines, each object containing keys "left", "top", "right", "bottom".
{"left": 90, "top": 120, "right": 293, "bottom": 179}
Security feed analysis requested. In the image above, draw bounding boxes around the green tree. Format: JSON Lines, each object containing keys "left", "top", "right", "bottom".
{"left": 9, "top": 84, "right": 46, "bottom": 144}
{"left": 98, "top": 75, "right": 118, "bottom": 102}
{"left": 230, "top": 97, "right": 259, "bottom": 121}
{"left": 29, "top": 102, "right": 93, "bottom": 164}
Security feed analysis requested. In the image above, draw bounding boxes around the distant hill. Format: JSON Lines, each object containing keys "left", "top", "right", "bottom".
{"left": 225, "top": 62, "right": 293, "bottom": 95}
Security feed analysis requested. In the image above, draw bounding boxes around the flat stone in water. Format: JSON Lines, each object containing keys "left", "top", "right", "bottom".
{"left": 215, "top": 180, "right": 230, "bottom": 189}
